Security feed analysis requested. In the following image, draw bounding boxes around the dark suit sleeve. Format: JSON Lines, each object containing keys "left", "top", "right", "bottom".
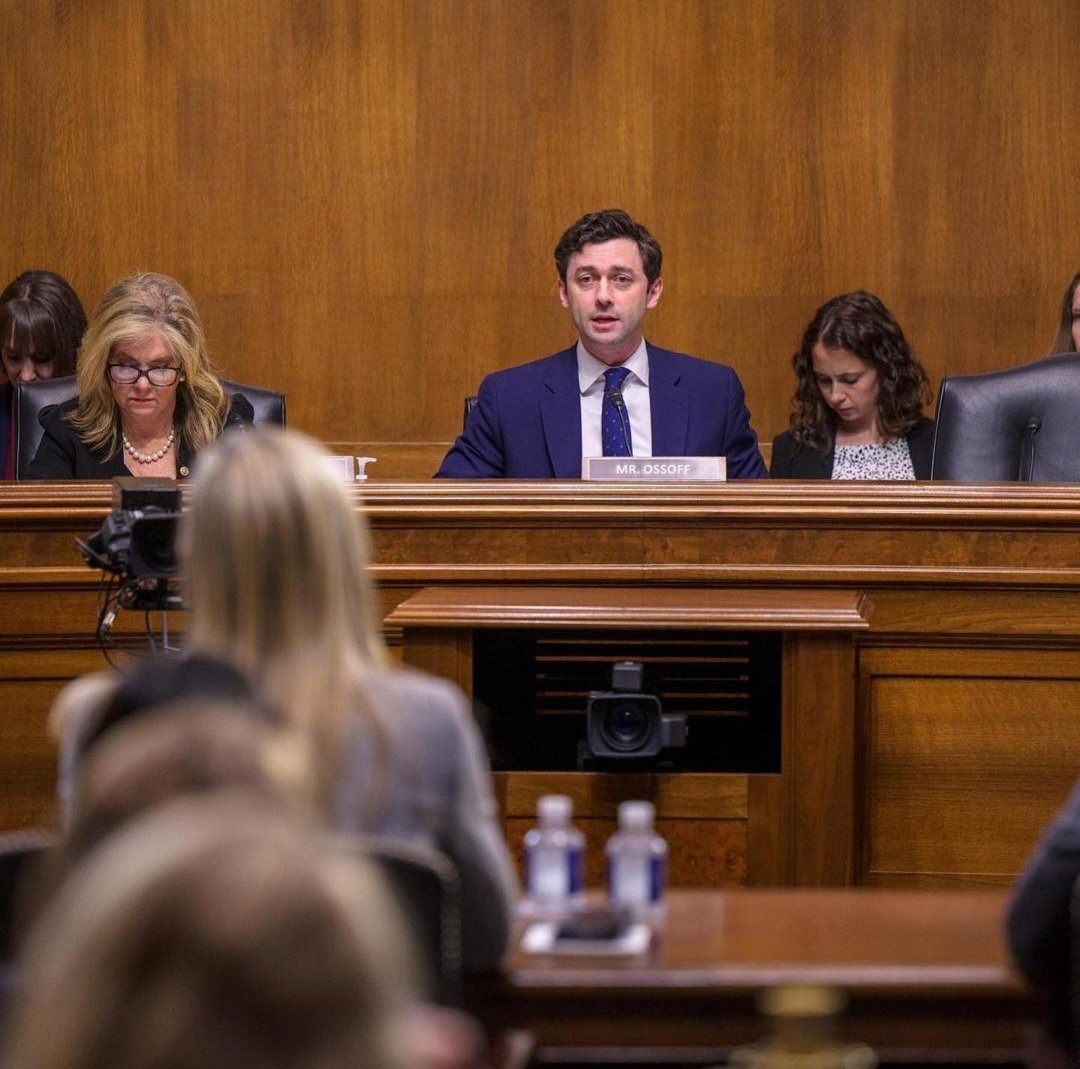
{"left": 27, "top": 404, "right": 79, "bottom": 480}
{"left": 769, "top": 432, "right": 795, "bottom": 477}
{"left": 1007, "top": 778, "right": 1080, "bottom": 983}
{"left": 720, "top": 370, "right": 768, "bottom": 479}
{"left": 435, "top": 374, "right": 506, "bottom": 478}
{"left": 906, "top": 418, "right": 935, "bottom": 479}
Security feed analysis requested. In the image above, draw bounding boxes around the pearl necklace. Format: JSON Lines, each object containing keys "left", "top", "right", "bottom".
{"left": 122, "top": 428, "right": 176, "bottom": 465}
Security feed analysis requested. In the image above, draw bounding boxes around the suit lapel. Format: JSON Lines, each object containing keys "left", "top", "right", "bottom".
{"left": 540, "top": 348, "right": 583, "bottom": 477}
{"left": 647, "top": 345, "right": 689, "bottom": 456}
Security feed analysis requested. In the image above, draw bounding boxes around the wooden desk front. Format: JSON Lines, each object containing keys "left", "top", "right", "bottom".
{"left": 467, "top": 888, "right": 1033, "bottom": 1063}
{"left": 2, "top": 480, "right": 1079, "bottom": 893}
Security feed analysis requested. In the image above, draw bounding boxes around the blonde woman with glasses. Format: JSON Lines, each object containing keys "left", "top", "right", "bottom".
{"left": 28, "top": 272, "right": 251, "bottom": 479}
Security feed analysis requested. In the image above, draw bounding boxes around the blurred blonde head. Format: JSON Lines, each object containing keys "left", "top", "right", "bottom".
{"left": 3, "top": 796, "right": 414, "bottom": 1069}
{"left": 65, "top": 700, "right": 301, "bottom": 864}
{"left": 72, "top": 273, "right": 227, "bottom": 455}
{"left": 185, "top": 428, "right": 388, "bottom": 802}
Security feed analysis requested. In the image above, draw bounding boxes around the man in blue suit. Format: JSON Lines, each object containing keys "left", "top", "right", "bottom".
{"left": 436, "top": 210, "right": 766, "bottom": 479}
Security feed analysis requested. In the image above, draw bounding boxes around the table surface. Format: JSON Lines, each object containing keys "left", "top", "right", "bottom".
{"left": 470, "top": 888, "right": 1035, "bottom": 1061}
{"left": 503, "top": 887, "right": 1027, "bottom": 991}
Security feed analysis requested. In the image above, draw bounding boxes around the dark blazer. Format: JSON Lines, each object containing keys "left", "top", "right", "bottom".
{"left": 436, "top": 343, "right": 767, "bottom": 479}
{"left": 770, "top": 417, "right": 935, "bottom": 479}
{"left": 0, "top": 382, "right": 12, "bottom": 479}
{"left": 27, "top": 394, "right": 255, "bottom": 480}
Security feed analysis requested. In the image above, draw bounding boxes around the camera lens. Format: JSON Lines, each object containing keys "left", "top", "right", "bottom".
{"left": 130, "top": 515, "right": 179, "bottom": 577}
{"left": 600, "top": 701, "right": 651, "bottom": 752}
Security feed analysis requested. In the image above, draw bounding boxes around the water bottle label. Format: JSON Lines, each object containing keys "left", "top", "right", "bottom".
{"left": 526, "top": 846, "right": 582, "bottom": 902}
{"left": 649, "top": 854, "right": 665, "bottom": 902}
{"left": 569, "top": 846, "right": 584, "bottom": 894}
{"left": 608, "top": 854, "right": 665, "bottom": 905}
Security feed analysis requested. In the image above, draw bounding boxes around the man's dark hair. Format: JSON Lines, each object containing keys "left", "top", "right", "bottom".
{"left": 554, "top": 209, "right": 662, "bottom": 286}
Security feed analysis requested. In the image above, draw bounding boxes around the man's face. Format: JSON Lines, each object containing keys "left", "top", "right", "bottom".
{"left": 558, "top": 238, "right": 663, "bottom": 366}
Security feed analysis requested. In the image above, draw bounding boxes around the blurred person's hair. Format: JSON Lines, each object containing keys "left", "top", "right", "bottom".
{"left": 184, "top": 428, "right": 391, "bottom": 815}
{"left": 3, "top": 796, "right": 415, "bottom": 1069}
{"left": 65, "top": 699, "right": 300, "bottom": 864}
{"left": 77, "top": 652, "right": 269, "bottom": 765}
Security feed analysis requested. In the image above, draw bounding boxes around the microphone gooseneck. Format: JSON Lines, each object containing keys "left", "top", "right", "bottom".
{"left": 1019, "top": 415, "right": 1042, "bottom": 481}
{"left": 607, "top": 386, "right": 632, "bottom": 455}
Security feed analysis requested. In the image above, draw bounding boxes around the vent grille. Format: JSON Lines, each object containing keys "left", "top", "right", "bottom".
{"left": 474, "top": 628, "right": 782, "bottom": 773}
{"left": 533, "top": 634, "right": 754, "bottom": 718}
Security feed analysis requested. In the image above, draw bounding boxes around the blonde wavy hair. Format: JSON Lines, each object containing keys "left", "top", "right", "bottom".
{"left": 71, "top": 273, "right": 227, "bottom": 456}
{"left": 184, "top": 428, "right": 390, "bottom": 808}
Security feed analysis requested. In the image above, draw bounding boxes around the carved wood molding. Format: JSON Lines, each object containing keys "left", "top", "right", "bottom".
{"left": 387, "top": 585, "right": 873, "bottom": 631}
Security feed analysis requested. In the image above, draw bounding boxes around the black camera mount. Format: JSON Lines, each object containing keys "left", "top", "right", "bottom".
{"left": 77, "top": 478, "right": 183, "bottom": 648}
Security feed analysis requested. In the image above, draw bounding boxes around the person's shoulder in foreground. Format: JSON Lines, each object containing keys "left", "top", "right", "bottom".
{"left": 339, "top": 664, "right": 519, "bottom": 971}
{"left": 1007, "top": 776, "right": 1080, "bottom": 985}
{"left": 436, "top": 207, "right": 765, "bottom": 480}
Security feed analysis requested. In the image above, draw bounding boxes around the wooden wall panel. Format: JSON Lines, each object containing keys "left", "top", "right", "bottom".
{"left": 1, "top": 1, "right": 1077, "bottom": 456}
{"left": 860, "top": 647, "right": 1080, "bottom": 887}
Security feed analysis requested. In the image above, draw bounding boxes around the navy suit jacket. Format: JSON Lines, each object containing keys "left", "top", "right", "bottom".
{"left": 436, "top": 343, "right": 767, "bottom": 479}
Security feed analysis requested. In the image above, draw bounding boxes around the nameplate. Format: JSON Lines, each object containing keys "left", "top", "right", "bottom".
{"left": 582, "top": 456, "right": 726, "bottom": 481}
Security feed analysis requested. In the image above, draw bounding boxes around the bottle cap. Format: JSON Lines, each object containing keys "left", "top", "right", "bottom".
{"left": 538, "top": 794, "right": 572, "bottom": 823}
{"left": 618, "top": 800, "right": 655, "bottom": 828}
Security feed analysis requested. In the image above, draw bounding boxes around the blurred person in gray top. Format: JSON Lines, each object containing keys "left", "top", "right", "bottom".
{"left": 182, "top": 426, "right": 518, "bottom": 970}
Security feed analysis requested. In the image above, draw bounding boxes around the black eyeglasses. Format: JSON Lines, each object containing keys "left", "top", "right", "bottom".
{"left": 107, "top": 364, "right": 181, "bottom": 386}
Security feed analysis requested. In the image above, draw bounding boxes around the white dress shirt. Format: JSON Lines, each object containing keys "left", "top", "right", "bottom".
{"left": 577, "top": 340, "right": 653, "bottom": 459}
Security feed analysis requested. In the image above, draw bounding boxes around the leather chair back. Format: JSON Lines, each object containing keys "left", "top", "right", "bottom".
{"left": 330, "top": 834, "right": 463, "bottom": 1007}
{"left": 931, "top": 352, "right": 1080, "bottom": 481}
{"left": 463, "top": 394, "right": 478, "bottom": 431}
{"left": 0, "top": 828, "right": 56, "bottom": 962}
{"left": 225, "top": 378, "right": 286, "bottom": 428}
{"left": 14, "top": 377, "right": 285, "bottom": 479}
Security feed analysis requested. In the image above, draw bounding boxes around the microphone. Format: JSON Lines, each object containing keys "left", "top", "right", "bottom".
{"left": 606, "top": 385, "right": 633, "bottom": 455}
{"left": 1019, "top": 415, "right": 1042, "bottom": 481}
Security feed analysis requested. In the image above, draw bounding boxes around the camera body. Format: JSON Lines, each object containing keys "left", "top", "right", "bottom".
{"left": 585, "top": 660, "right": 688, "bottom": 760}
{"left": 78, "top": 479, "right": 182, "bottom": 610}
{"left": 89, "top": 509, "right": 179, "bottom": 579}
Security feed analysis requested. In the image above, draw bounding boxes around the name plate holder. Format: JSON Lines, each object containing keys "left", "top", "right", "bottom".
{"left": 327, "top": 456, "right": 378, "bottom": 482}
{"left": 582, "top": 456, "right": 726, "bottom": 482}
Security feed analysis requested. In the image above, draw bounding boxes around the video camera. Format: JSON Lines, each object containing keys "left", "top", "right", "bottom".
{"left": 585, "top": 660, "right": 688, "bottom": 761}
{"left": 78, "top": 478, "right": 182, "bottom": 611}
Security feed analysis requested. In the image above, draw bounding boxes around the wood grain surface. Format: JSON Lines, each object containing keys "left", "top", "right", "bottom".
{"left": 2, "top": 1, "right": 1077, "bottom": 457}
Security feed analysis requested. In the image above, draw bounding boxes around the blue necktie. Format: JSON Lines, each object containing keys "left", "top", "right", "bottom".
{"left": 602, "top": 366, "right": 632, "bottom": 457}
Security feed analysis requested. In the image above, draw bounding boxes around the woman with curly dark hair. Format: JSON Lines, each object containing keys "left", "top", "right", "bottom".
{"left": 770, "top": 291, "right": 933, "bottom": 479}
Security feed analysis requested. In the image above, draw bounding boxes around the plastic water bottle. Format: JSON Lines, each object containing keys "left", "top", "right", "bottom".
{"left": 523, "top": 794, "right": 584, "bottom": 913}
{"left": 606, "top": 800, "right": 667, "bottom": 913}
